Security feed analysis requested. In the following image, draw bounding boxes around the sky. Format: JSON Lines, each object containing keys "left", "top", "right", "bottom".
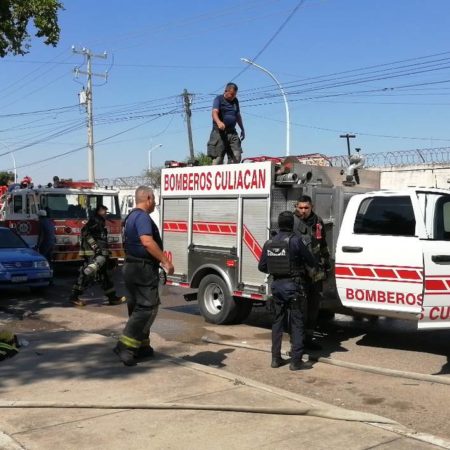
{"left": 2, "top": 0, "right": 450, "bottom": 184}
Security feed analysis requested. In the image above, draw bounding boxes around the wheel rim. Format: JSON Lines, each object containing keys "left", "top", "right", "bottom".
{"left": 203, "top": 282, "right": 225, "bottom": 316}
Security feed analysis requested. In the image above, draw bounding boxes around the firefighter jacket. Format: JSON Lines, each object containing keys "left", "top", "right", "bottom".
{"left": 80, "top": 214, "right": 109, "bottom": 257}
{"left": 293, "top": 212, "right": 330, "bottom": 282}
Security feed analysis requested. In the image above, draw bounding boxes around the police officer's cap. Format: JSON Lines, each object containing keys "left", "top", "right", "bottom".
{"left": 278, "top": 211, "right": 294, "bottom": 231}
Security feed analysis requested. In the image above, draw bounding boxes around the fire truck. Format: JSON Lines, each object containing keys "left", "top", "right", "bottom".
{"left": 160, "top": 156, "right": 450, "bottom": 330}
{"left": 0, "top": 179, "right": 124, "bottom": 262}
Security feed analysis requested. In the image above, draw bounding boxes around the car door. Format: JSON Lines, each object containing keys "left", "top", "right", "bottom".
{"left": 418, "top": 191, "right": 450, "bottom": 329}
{"left": 335, "top": 192, "right": 425, "bottom": 318}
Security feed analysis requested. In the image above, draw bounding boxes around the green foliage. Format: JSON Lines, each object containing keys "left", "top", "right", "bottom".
{"left": 0, "top": 0, "right": 63, "bottom": 57}
{"left": 185, "top": 152, "right": 212, "bottom": 166}
{"left": 0, "top": 171, "right": 15, "bottom": 186}
{"left": 142, "top": 167, "right": 162, "bottom": 188}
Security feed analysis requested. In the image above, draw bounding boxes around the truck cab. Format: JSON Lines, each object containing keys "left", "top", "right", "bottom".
{"left": 335, "top": 188, "right": 450, "bottom": 329}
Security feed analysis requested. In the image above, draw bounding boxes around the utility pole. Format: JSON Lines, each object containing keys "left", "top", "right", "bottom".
{"left": 73, "top": 47, "right": 108, "bottom": 182}
{"left": 339, "top": 133, "right": 356, "bottom": 158}
{"left": 182, "top": 89, "right": 195, "bottom": 161}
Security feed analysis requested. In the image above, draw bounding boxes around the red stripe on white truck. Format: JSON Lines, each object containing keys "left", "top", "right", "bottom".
{"left": 163, "top": 220, "right": 262, "bottom": 260}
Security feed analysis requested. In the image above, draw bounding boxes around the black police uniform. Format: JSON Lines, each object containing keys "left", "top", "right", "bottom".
{"left": 258, "top": 231, "right": 315, "bottom": 365}
{"left": 70, "top": 213, "right": 120, "bottom": 304}
{"left": 115, "top": 208, "right": 162, "bottom": 365}
{"left": 293, "top": 212, "right": 331, "bottom": 342}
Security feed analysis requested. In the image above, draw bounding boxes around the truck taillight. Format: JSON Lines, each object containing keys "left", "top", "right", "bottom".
{"left": 226, "top": 259, "right": 237, "bottom": 267}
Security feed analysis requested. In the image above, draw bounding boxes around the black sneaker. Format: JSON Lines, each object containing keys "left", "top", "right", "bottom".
{"left": 136, "top": 345, "right": 154, "bottom": 359}
{"left": 289, "top": 360, "right": 314, "bottom": 371}
{"left": 113, "top": 342, "right": 136, "bottom": 366}
{"left": 271, "top": 357, "right": 286, "bottom": 368}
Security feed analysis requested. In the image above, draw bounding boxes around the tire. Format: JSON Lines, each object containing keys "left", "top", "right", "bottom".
{"left": 198, "top": 274, "right": 237, "bottom": 324}
{"left": 317, "top": 309, "right": 335, "bottom": 322}
{"left": 232, "top": 299, "right": 253, "bottom": 324}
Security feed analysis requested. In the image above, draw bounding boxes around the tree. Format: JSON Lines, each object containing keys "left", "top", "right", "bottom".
{"left": 0, "top": 0, "right": 63, "bottom": 58}
{"left": 186, "top": 152, "right": 212, "bottom": 166}
{"left": 0, "top": 171, "right": 14, "bottom": 186}
{"left": 142, "top": 167, "right": 162, "bottom": 188}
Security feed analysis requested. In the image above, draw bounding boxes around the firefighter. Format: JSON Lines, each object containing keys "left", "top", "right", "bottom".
{"left": 293, "top": 195, "right": 331, "bottom": 350}
{"left": 69, "top": 205, "right": 126, "bottom": 307}
{"left": 207, "top": 82, "right": 245, "bottom": 165}
{"left": 258, "top": 211, "right": 316, "bottom": 371}
{"left": 114, "top": 186, "right": 174, "bottom": 366}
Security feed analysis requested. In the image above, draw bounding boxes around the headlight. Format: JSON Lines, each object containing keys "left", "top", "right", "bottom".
{"left": 34, "top": 260, "right": 50, "bottom": 269}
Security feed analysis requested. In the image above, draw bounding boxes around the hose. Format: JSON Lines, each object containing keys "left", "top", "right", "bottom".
{"left": 201, "top": 336, "right": 450, "bottom": 386}
{"left": 0, "top": 400, "right": 396, "bottom": 424}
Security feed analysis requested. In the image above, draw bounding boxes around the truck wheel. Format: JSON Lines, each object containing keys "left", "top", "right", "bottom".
{"left": 198, "top": 274, "right": 237, "bottom": 324}
{"left": 232, "top": 299, "right": 253, "bottom": 324}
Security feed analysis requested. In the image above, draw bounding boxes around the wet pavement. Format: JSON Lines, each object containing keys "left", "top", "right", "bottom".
{"left": 1, "top": 265, "right": 450, "bottom": 441}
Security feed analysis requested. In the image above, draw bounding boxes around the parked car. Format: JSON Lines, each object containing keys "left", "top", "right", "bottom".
{"left": 0, "top": 226, "right": 52, "bottom": 292}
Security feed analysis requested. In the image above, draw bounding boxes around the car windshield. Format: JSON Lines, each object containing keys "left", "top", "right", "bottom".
{"left": 0, "top": 228, "right": 28, "bottom": 249}
{"left": 42, "top": 193, "right": 121, "bottom": 219}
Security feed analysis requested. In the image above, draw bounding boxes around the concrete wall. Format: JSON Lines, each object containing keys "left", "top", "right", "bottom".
{"left": 371, "top": 164, "right": 450, "bottom": 190}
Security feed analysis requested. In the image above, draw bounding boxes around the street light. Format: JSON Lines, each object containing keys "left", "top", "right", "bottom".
{"left": 148, "top": 144, "right": 163, "bottom": 171}
{"left": 0, "top": 142, "right": 17, "bottom": 182}
{"left": 240, "top": 57, "right": 291, "bottom": 156}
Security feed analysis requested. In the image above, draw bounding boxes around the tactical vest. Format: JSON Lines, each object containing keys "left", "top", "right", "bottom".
{"left": 265, "top": 234, "right": 302, "bottom": 277}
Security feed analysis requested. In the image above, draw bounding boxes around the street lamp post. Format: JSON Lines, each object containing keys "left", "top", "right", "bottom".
{"left": 240, "top": 57, "right": 291, "bottom": 156}
{"left": 148, "top": 144, "right": 163, "bottom": 171}
{"left": 0, "top": 142, "right": 17, "bottom": 182}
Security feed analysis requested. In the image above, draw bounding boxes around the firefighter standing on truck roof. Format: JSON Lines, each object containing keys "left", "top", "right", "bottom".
{"left": 207, "top": 82, "right": 245, "bottom": 165}
{"left": 293, "top": 195, "right": 331, "bottom": 350}
{"left": 114, "top": 186, "right": 174, "bottom": 366}
{"left": 69, "top": 205, "right": 126, "bottom": 307}
{"left": 258, "top": 211, "right": 316, "bottom": 371}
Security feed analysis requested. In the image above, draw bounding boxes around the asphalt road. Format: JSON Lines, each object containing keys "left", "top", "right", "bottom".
{"left": 1, "top": 266, "right": 450, "bottom": 441}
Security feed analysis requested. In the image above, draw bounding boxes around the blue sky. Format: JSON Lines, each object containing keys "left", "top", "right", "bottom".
{"left": 2, "top": 0, "right": 450, "bottom": 183}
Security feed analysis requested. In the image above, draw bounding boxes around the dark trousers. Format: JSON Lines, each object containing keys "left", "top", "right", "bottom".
{"left": 207, "top": 128, "right": 242, "bottom": 165}
{"left": 305, "top": 281, "right": 322, "bottom": 338}
{"left": 72, "top": 257, "right": 115, "bottom": 298}
{"left": 271, "top": 280, "right": 305, "bottom": 362}
{"left": 120, "top": 261, "right": 160, "bottom": 350}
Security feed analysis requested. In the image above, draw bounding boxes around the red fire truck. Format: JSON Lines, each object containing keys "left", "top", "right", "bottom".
{"left": 0, "top": 179, "right": 124, "bottom": 262}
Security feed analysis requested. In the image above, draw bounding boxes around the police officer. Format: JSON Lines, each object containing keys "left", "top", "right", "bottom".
{"left": 69, "top": 204, "right": 126, "bottom": 307}
{"left": 293, "top": 195, "right": 331, "bottom": 350}
{"left": 114, "top": 186, "right": 174, "bottom": 366}
{"left": 258, "top": 211, "right": 316, "bottom": 371}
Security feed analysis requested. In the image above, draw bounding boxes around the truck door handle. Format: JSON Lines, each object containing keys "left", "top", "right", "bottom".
{"left": 431, "top": 255, "right": 450, "bottom": 264}
{"left": 342, "top": 246, "right": 363, "bottom": 253}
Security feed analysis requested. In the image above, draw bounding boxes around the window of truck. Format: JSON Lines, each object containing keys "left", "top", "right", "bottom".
{"left": 423, "top": 194, "right": 450, "bottom": 240}
{"left": 42, "top": 194, "right": 120, "bottom": 219}
{"left": 354, "top": 196, "right": 416, "bottom": 236}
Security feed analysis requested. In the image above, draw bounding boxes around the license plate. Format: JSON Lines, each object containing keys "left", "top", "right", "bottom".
{"left": 12, "top": 276, "right": 28, "bottom": 283}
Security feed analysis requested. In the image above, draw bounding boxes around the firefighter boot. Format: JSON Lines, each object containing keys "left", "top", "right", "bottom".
{"left": 136, "top": 339, "right": 154, "bottom": 359}
{"left": 108, "top": 295, "right": 127, "bottom": 306}
{"left": 69, "top": 291, "right": 86, "bottom": 307}
{"left": 113, "top": 341, "right": 136, "bottom": 366}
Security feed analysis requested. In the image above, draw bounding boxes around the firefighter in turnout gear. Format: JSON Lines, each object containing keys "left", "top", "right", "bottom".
{"left": 293, "top": 195, "right": 331, "bottom": 350}
{"left": 69, "top": 205, "right": 126, "bottom": 307}
{"left": 258, "top": 211, "right": 316, "bottom": 371}
{"left": 114, "top": 186, "right": 174, "bottom": 366}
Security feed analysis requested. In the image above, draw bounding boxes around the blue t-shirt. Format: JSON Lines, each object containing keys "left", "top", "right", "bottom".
{"left": 124, "top": 209, "right": 162, "bottom": 261}
{"left": 212, "top": 95, "right": 240, "bottom": 129}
